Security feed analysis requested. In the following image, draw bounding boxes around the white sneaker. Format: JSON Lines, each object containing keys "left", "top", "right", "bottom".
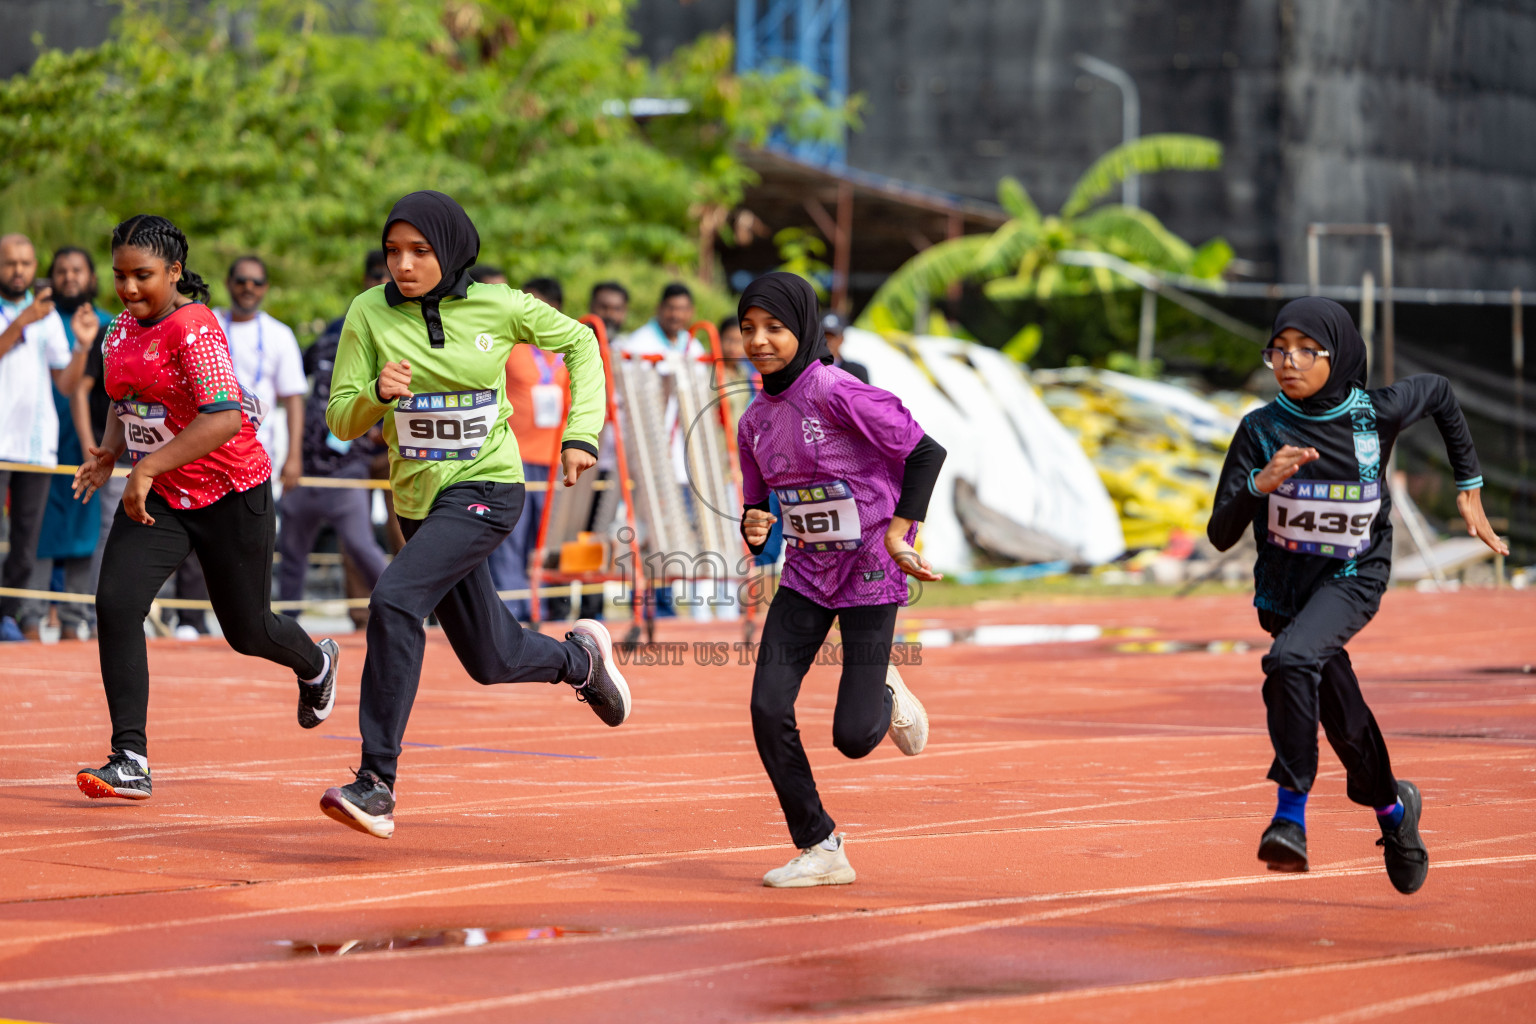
{"left": 763, "top": 835, "right": 856, "bottom": 888}
{"left": 174, "top": 625, "right": 201, "bottom": 642}
{"left": 885, "top": 664, "right": 928, "bottom": 755}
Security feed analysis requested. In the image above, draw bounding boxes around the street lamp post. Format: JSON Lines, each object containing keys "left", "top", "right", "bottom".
{"left": 1074, "top": 53, "right": 1140, "bottom": 208}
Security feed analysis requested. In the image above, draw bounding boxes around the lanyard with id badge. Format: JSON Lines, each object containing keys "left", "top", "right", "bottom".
{"left": 529, "top": 348, "right": 565, "bottom": 429}
{"left": 775, "top": 479, "right": 862, "bottom": 552}
{"left": 1267, "top": 478, "right": 1382, "bottom": 559}
{"left": 395, "top": 389, "right": 498, "bottom": 461}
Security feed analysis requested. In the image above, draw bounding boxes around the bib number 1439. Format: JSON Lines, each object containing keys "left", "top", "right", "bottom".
{"left": 1266, "top": 478, "right": 1382, "bottom": 560}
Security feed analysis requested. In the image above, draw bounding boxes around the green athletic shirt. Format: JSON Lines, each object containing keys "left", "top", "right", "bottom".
{"left": 327, "top": 282, "right": 604, "bottom": 519}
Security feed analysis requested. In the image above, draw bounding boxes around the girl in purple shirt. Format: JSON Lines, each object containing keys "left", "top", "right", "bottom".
{"left": 737, "top": 272, "right": 947, "bottom": 888}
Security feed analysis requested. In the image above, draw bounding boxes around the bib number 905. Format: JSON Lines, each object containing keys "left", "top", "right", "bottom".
{"left": 394, "top": 389, "right": 499, "bottom": 461}
{"left": 405, "top": 416, "right": 488, "bottom": 442}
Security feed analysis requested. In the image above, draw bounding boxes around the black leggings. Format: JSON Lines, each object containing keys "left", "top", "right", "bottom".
{"left": 750, "top": 585, "right": 897, "bottom": 849}
{"left": 1259, "top": 575, "right": 1398, "bottom": 808}
{"left": 357, "top": 481, "right": 587, "bottom": 789}
{"left": 96, "top": 482, "right": 324, "bottom": 757}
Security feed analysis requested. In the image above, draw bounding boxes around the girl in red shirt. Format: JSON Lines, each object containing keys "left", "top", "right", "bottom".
{"left": 71, "top": 215, "right": 338, "bottom": 800}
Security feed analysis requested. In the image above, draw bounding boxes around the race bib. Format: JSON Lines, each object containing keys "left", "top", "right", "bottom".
{"left": 239, "top": 385, "right": 267, "bottom": 430}
{"left": 394, "top": 389, "right": 498, "bottom": 461}
{"left": 115, "top": 400, "right": 173, "bottom": 466}
{"left": 531, "top": 383, "right": 564, "bottom": 429}
{"left": 1267, "top": 478, "right": 1382, "bottom": 560}
{"left": 775, "top": 479, "right": 862, "bottom": 551}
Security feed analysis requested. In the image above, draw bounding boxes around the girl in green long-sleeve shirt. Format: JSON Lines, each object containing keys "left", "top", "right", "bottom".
{"left": 318, "top": 190, "right": 631, "bottom": 840}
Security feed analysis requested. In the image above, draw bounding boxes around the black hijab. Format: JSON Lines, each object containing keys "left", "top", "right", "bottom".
{"left": 1268, "top": 296, "right": 1368, "bottom": 414}
{"left": 382, "top": 190, "right": 480, "bottom": 347}
{"left": 737, "top": 272, "right": 832, "bottom": 396}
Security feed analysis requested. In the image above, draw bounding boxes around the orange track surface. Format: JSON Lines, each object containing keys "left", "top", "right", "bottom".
{"left": 1, "top": 589, "right": 1533, "bottom": 1023}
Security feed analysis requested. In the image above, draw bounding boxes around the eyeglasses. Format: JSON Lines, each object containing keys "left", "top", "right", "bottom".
{"left": 230, "top": 276, "right": 266, "bottom": 287}
{"left": 1262, "top": 346, "right": 1330, "bottom": 371}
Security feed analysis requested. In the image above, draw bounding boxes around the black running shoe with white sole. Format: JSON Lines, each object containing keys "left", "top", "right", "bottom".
{"left": 320, "top": 768, "right": 395, "bottom": 838}
{"left": 1257, "top": 818, "right": 1308, "bottom": 872}
{"left": 1377, "top": 779, "right": 1429, "bottom": 894}
{"left": 565, "top": 618, "right": 631, "bottom": 727}
{"left": 77, "top": 752, "right": 152, "bottom": 800}
{"left": 298, "top": 638, "right": 339, "bottom": 729}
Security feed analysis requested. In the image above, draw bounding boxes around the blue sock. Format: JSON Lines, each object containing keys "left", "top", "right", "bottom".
{"left": 1274, "top": 787, "right": 1308, "bottom": 829}
{"left": 1376, "top": 800, "right": 1404, "bottom": 829}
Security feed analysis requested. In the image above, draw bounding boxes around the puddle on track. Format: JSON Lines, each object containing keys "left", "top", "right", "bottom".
{"left": 278, "top": 925, "right": 611, "bottom": 957}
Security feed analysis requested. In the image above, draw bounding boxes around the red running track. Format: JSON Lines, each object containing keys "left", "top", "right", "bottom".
{"left": 0, "top": 589, "right": 1533, "bottom": 1023}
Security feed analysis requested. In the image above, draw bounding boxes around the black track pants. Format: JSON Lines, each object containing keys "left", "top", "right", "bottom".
{"left": 357, "top": 481, "right": 587, "bottom": 789}
{"left": 0, "top": 469, "right": 50, "bottom": 621}
{"left": 750, "top": 584, "right": 897, "bottom": 849}
{"left": 1259, "top": 575, "right": 1398, "bottom": 808}
{"left": 96, "top": 482, "right": 324, "bottom": 758}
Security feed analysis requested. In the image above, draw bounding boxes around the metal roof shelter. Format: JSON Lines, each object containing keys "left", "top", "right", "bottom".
{"left": 727, "top": 147, "right": 1008, "bottom": 315}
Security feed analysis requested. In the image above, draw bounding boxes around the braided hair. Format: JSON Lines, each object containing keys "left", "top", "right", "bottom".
{"left": 110, "top": 214, "right": 210, "bottom": 304}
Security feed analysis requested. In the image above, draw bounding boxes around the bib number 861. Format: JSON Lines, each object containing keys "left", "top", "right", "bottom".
{"left": 406, "top": 416, "right": 488, "bottom": 442}
{"left": 787, "top": 509, "right": 841, "bottom": 535}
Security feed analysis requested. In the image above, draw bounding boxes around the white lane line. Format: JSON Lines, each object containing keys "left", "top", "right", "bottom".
{"left": 311, "top": 870, "right": 1536, "bottom": 1024}
{"left": 3, "top": 853, "right": 1533, "bottom": 996}
{"left": 1290, "top": 967, "right": 1536, "bottom": 1024}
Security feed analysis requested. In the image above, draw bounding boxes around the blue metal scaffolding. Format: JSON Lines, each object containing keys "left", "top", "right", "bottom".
{"left": 736, "top": 0, "right": 848, "bottom": 166}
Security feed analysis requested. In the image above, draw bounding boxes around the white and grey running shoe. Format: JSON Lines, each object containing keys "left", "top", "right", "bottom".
{"left": 320, "top": 768, "right": 395, "bottom": 839}
{"left": 298, "top": 638, "right": 339, "bottom": 730}
{"left": 77, "top": 752, "right": 152, "bottom": 800}
{"left": 885, "top": 664, "right": 928, "bottom": 755}
{"left": 565, "top": 619, "right": 631, "bottom": 727}
{"left": 763, "top": 835, "right": 856, "bottom": 887}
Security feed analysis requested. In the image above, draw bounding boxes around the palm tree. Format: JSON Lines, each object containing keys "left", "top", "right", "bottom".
{"left": 857, "top": 134, "right": 1231, "bottom": 336}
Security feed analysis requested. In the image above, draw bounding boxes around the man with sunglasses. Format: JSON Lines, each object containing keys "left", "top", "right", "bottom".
{"left": 275, "top": 251, "right": 391, "bottom": 618}
{"left": 216, "top": 255, "right": 308, "bottom": 495}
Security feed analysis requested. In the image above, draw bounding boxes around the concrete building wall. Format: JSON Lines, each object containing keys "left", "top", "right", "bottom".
{"left": 634, "top": 0, "right": 1536, "bottom": 291}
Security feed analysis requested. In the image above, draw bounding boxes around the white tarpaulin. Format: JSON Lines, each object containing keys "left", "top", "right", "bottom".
{"left": 838, "top": 328, "right": 1125, "bottom": 571}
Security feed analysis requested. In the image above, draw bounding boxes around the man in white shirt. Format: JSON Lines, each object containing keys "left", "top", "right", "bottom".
{"left": 215, "top": 256, "right": 308, "bottom": 491}
{"left": 0, "top": 234, "right": 90, "bottom": 640}
{"left": 613, "top": 282, "right": 705, "bottom": 366}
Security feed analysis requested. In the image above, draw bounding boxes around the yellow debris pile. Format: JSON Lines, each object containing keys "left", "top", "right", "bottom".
{"left": 1035, "top": 368, "right": 1259, "bottom": 551}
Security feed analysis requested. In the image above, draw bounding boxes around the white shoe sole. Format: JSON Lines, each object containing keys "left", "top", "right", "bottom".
{"left": 886, "top": 665, "right": 928, "bottom": 756}
{"left": 320, "top": 788, "right": 395, "bottom": 839}
{"left": 763, "top": 865, "right": 857, "bottom": 888}
{"left": 573, "top": 618, "right": 631, "bottom": 725}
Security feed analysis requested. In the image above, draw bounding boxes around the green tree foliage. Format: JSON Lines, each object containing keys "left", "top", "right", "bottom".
{"left": 1, "top": 0, "right": 846, "bottom": 333}
{"left": 857, "top": 134, "right": 1229, "bottom": 335}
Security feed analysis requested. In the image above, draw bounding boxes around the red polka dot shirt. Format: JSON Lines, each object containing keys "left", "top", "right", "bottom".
{"left": 102, "top": 302, "right": 272, "bottom": 509}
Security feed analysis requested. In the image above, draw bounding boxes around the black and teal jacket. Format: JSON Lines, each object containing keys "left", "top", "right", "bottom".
{"left": 1208, "top": 375, "right": 1482, "bottom": 617}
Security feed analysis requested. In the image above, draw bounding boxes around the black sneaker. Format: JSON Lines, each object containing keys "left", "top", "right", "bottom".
{"left": 565, "top": 618, "right": 631, "bottom": 727}
{"left": 1258, "top": 818, "right": 1308, "bottom": 872}
{"left": 1377, "top": 779, "right": 1429, "bottom": 894}
{"left": 298, "top": 638, "right": 340, "bottom": 730}
{"left": 320, "top": 768, "right": 395, "bottom": 838}
{"left": 77, "top": 752, "right": 152, "bottom": 800}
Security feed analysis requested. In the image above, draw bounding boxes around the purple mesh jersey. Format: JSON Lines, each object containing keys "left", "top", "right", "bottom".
{"left": 738, "top": 361, "right": 925, "bottom": 607}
